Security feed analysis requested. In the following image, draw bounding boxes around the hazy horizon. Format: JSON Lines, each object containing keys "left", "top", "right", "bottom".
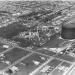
{"left": 0, "top": 0, "right": 74, "bottom": 1}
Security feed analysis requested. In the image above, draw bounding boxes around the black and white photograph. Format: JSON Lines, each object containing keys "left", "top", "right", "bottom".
{"left": 0, "top": 0, "right": 75, "bottom": 75}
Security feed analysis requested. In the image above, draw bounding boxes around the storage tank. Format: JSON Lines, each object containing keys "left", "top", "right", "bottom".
{"left": 61, "top": 22, "right": 75, "bottom": 39}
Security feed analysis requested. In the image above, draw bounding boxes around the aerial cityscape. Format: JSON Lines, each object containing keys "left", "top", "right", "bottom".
{"left": 0, "top": 0, "right": 75, "bottom": 75}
